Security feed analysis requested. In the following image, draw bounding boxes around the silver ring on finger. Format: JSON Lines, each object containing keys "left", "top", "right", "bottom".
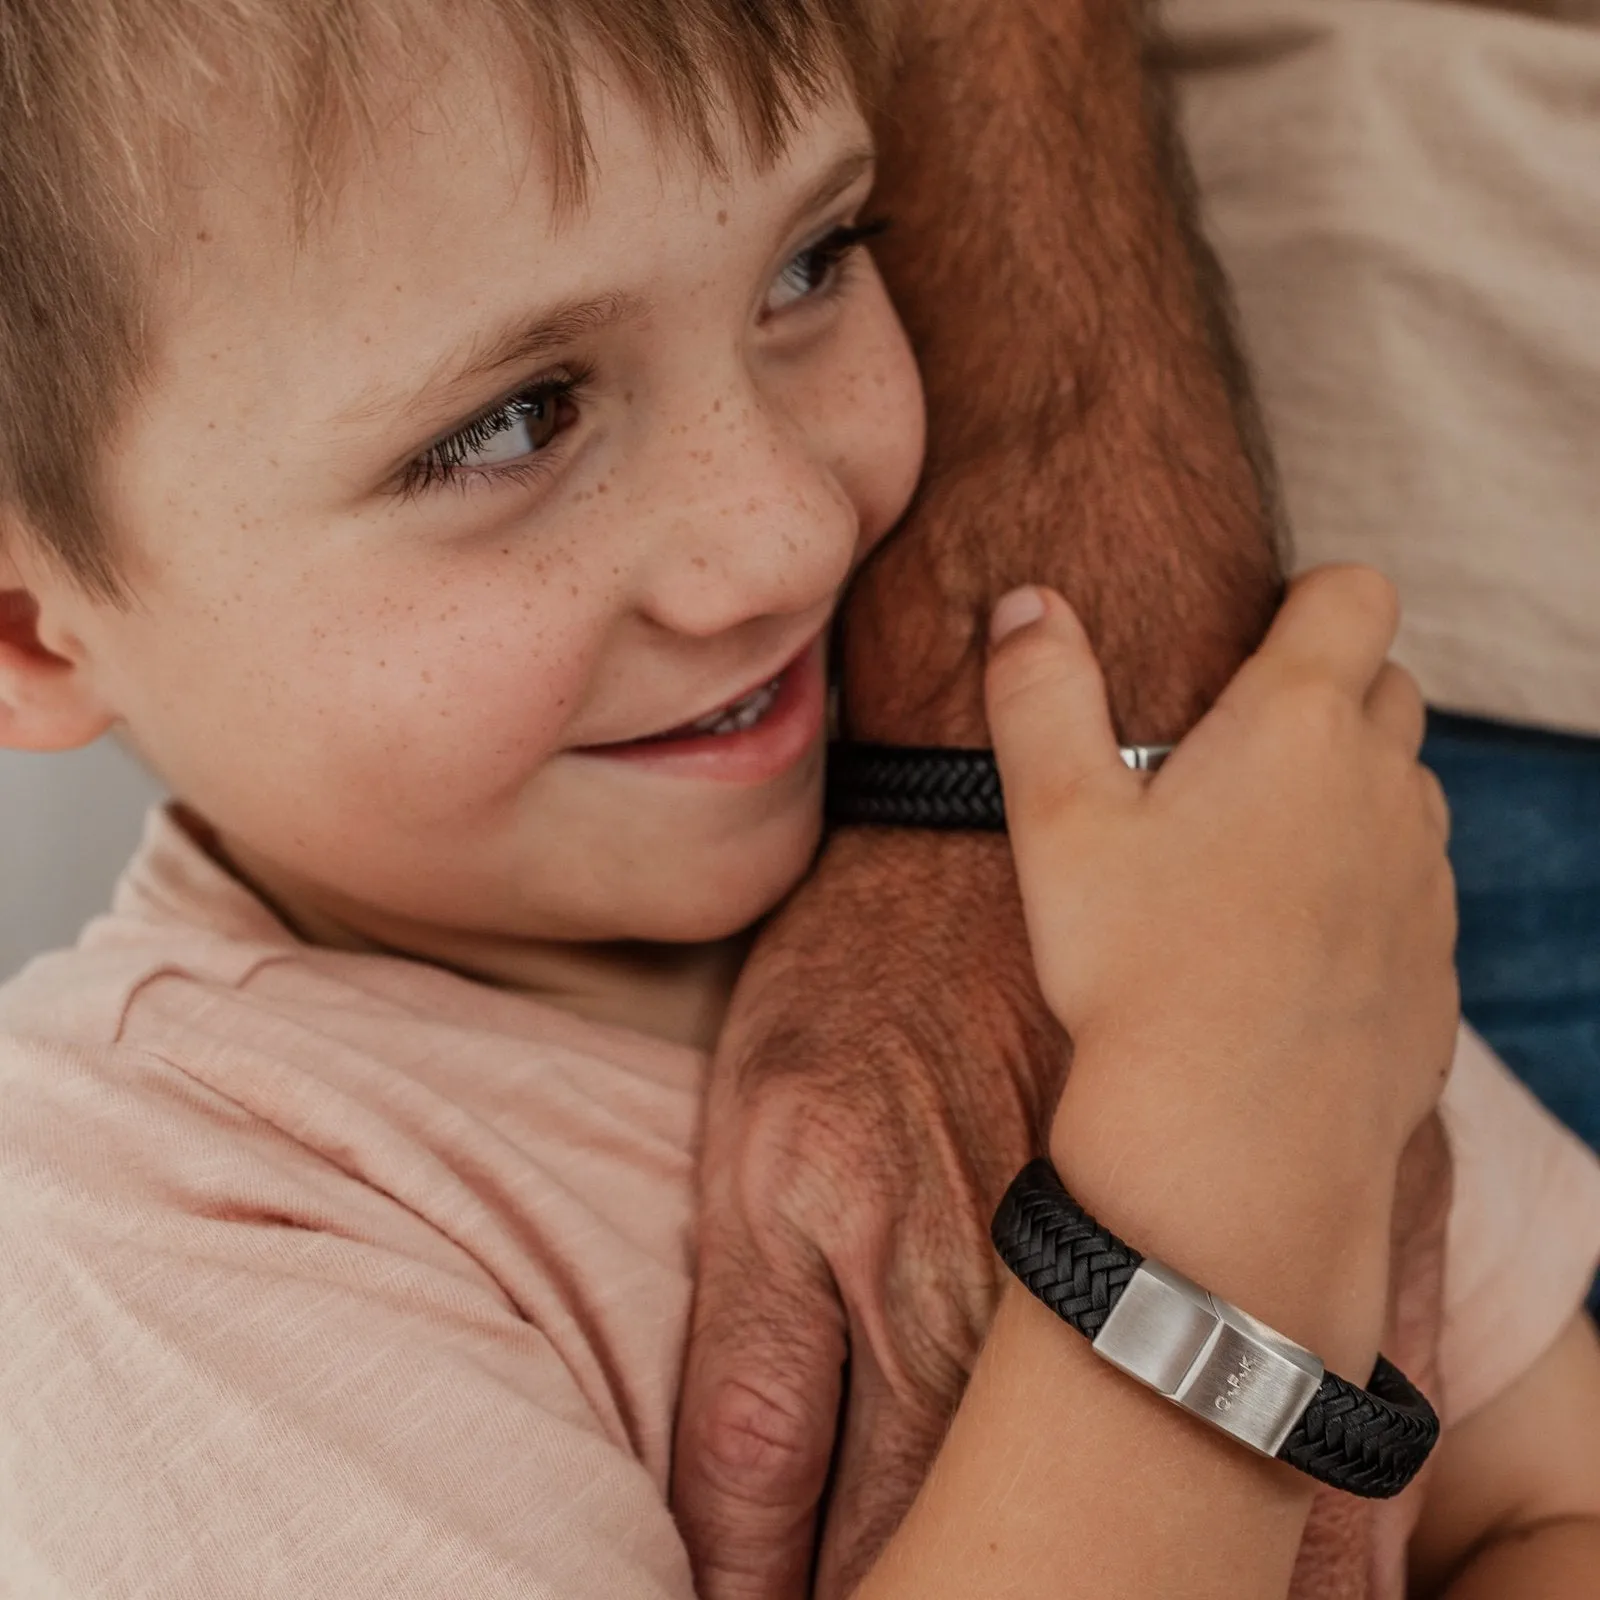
{"left": 1118, "top": 743, "right": 1176, "bottom": 773}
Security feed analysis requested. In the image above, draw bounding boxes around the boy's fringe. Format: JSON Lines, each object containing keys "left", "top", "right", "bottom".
{"left": 0, "top": 0, "right": 899, "bottom": 600}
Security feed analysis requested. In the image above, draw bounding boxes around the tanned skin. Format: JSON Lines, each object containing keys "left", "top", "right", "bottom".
{"left": 848, "top": 1, "right": 1280, "bottom": 747}
{"left": 673, "top": 2, "right": 1450, "bottom": 1597}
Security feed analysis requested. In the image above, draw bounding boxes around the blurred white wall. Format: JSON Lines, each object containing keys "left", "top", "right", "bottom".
{"left": 0, "top": 741, "right": 166, "bottom": 979}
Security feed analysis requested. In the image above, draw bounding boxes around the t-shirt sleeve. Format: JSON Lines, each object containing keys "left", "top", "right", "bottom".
{"left": 0, "top": 1038, "right": 697, "bottom": 1600}
{"left": 1437, "top": 1025, "right": 1600, "bottom": 1428}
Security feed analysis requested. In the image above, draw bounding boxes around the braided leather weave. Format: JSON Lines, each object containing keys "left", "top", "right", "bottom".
{"left": 992, "top": 1160, "right": 1439, "bottom": 1499}
{"left": 825, "top": 744, "right": 1007, "bottom": 830}
{"left": 990, "top": 1158, "right": 1143, "bottom": 1339}
{"left": 826, "top": 741, "right": 1171, "bottom": 830}
{"left": 1277, "top": 1355, "right": 1439, "bottom": 1499}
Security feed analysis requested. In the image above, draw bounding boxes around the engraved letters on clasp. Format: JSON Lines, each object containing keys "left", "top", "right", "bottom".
{"left": 1092, "top": 1259, "right": 1325, "bottom": 1457}
{"left": 1214, "top": 1350, "right": 1261, "bottom": 1412}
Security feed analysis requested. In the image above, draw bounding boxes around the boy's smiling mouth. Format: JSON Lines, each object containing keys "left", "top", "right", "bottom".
{"left": 576, "top": 634, "right": 827, "bottom": 783}
{"left": 645, "top": 674, "right": 785, "bottom": 742}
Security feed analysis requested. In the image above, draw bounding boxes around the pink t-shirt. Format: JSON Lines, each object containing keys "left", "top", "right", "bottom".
{"left": 1, "top": 809, "right": 1597, "bottom": 1597}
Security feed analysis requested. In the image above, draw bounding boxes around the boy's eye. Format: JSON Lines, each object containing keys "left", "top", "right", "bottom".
{"left": 400, "top": 372, "right": 586, "bottom": 495}
{"left": 765, "top": 218, "right": 891, "bottom": 316}
{"left": 461, "top": 390, "right": 564, "bottom": 467}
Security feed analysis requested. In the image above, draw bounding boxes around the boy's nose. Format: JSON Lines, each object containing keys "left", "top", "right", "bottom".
{"left": 630, "top": 389, "right": 858, "bottom": 639}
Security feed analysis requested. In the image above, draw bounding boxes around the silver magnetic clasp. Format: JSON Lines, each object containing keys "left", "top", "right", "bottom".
{"left": 1091, "top": 1260, "right": 1325, "bottom": 1457}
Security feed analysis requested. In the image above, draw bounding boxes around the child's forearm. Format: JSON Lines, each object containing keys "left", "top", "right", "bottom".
{"left": 857, "top": 1050, "right": 1395, "bottom": 1600}
{"left": 854, "top": 1286, "right": 1318, "bottom": 1600}
{"left": 1440, "top": 1520, "right": 1600, "bottom": 1597}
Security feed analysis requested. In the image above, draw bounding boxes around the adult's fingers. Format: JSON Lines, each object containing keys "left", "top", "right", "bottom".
{"left": 812, "top": 1334, "right": 957, "bottom": 1600}
{"left": 1365, "top": 661, "right": 1426, "bottom": 757}
{"left": 673, "top": 1243, "right": 845, "bottom": 1600}
{"left": 984, "top": 586, "right": 1138, "bottom": 838}
{"left": 1249, "top": 565, "right": 1401, "bottom": 700}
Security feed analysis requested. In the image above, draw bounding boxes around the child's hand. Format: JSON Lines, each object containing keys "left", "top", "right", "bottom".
{"left": 987, "top": 566, "right": 1458, "bottom": 1360}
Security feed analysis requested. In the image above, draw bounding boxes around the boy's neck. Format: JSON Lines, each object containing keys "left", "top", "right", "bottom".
{"left": 211, "top": 828, "right": 750, "bottom": 1052}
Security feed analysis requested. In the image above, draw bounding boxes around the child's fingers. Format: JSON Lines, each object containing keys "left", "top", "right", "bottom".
{"left": 984, "top": 587, "right": 1138, "bottom": 838}
{"left": 1247, "top": 565, "right": 1401, "bottom": 702}
{"left": 1365, "top": 661, "right": 1427, "bottom": 757}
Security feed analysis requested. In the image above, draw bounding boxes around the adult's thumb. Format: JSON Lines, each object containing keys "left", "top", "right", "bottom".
{"left": 984, "top": 587, "right": 1134, "bottom": 834}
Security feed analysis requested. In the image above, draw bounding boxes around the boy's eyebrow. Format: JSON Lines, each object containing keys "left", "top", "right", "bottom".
{"left": 345, "top": 145, "right": 876, "bottom": 436}
{"left": 344, "top": 292, "right": 647, "bottom": 434}
{"left": 791, "top": 146, "right": 876, "bottom": 228}
{"left": 445, "top": 293, "right": 647, "bottom": 394}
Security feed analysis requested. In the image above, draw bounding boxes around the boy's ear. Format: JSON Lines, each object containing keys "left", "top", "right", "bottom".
{"left": 0, "top": 544, "right": 116, "bottom": 752}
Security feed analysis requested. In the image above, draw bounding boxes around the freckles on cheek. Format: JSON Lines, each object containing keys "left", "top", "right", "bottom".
{"left": 816, "top": 287, "right": 927, "bottom": 550}
{"left": 315, "top": 586, "right": 600, "bottom": 823}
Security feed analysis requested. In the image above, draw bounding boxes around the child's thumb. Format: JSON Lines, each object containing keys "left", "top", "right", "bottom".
{"left": 984, "top": 587, "right": 1136, "bottom": 835}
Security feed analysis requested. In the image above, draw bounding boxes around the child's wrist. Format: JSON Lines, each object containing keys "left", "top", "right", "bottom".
{"left": 1047, "top": 1060, "right": 1396, "bottom": 1381}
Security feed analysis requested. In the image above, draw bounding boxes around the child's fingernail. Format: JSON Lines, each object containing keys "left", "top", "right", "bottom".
{"left": 990, "top": 587, "right": 1047, "bottom": 644}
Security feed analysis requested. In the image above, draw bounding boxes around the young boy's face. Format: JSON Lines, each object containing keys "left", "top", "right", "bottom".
{"left": 38, "top": 55, "right": 924, "bottom": 958}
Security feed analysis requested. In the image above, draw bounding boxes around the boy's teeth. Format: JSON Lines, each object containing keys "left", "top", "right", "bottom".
{"left": 688, "top": 677, "right": 781, "bottom": 736}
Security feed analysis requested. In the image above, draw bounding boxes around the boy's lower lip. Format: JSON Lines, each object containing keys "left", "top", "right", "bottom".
{"left": 575, "top": 638, "right": 826, "bottom": 784}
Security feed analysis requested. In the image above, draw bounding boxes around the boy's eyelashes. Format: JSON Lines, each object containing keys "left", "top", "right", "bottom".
{"left": 390, "top": 213, "right": 892, "bottom": 501}
{"left": 764, "top": 215, "right": 891, "bottom": 315}
{"left": 397, "top": 366, "right": 592, "bottom": 499}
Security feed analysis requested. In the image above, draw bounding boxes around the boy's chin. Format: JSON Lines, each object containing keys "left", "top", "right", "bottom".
{"left": 630, "top": 814, "right": 822, "bottom": 945}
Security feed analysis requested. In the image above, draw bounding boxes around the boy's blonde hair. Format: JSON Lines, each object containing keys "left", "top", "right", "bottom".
{"left": 0, "top": 0, "right": 897, "bottom": 599}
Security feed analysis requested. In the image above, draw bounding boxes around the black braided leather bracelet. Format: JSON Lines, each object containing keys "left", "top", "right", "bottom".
{"left": 991, "top": 1160, "right": 1440, "bottom": 1499}
{"left": 824, "top": 742, "right": 1172, "bottom": 831}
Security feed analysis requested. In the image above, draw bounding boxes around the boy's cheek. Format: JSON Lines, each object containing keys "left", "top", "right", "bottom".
{"left": 307, "top": 659, "right": 582, "bottom": 826}
{"left": 112, "top": 596, "right": 585, "bottom": 834}
{"left": 839, "top": 322, "right": 927, "bottom": 559}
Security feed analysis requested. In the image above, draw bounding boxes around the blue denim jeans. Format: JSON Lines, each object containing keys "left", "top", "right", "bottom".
{"left": 1422, "top": 712, "right": 1600, "bottom": 1316}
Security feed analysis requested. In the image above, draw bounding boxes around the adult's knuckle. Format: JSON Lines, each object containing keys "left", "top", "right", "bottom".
{"left": 716, "top": 1000, "right": 835, "bottom": 1097}
{"left": 686, "top": 1373, "right": 829, "bottom": 1503}
{"left": 728, "top": 1085, "right": 865, "bottom": 1229}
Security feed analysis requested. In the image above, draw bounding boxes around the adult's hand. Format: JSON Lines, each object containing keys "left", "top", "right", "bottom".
{"left": 672, "top": 825, "right": 1065, "bottom": 1600}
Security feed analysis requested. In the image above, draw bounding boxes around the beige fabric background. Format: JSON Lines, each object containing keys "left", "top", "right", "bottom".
{"left": 1164, "top": 0, "right": 1600, "bottom": 735}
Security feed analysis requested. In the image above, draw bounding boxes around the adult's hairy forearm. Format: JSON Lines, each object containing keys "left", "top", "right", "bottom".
{"left": 849, "top": 0, "right": 1283, "bottom": 745}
